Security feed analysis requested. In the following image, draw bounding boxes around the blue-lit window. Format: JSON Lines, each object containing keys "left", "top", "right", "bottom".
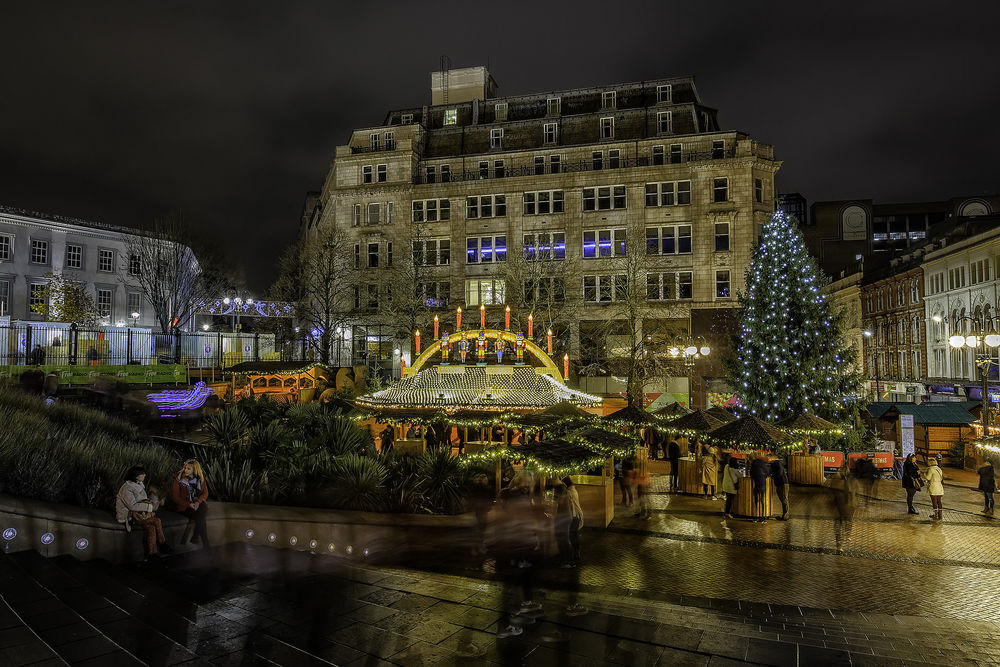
{"left": 583, "top": 231, "right": 596, "bottom": 258}
{"left": 523, "top": 232, "right": 565, "bottom": 261}
{"left": 583, "top": 229, "right": 625, "bottom": 258}
{"left": 466, "top": 236, "right": 506, "bottom": 264}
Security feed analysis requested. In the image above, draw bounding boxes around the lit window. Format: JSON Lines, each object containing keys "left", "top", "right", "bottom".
{"left": 582, "top": 228, "right": 626, "bottom": 258}
{"left": 444, "top": 109, "right": 457, "bottom": 125}
{"left": 465, "top": 278, "right": 505, "bottom": 305}
{"left": 523, "top": 232, "right": 566, "bottom": 261}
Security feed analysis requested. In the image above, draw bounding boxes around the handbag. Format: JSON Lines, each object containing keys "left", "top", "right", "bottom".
{"left": 913, "top": 476, "right": 924, "bottom": 491}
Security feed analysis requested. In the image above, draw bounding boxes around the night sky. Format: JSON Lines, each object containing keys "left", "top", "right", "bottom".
{"left": 2, "top": 2, "right": 997, "bottom": 292}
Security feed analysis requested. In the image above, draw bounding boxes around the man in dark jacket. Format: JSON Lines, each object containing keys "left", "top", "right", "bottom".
{"left": 902, "top": 454, "right": 921, "bottom": 515}
{"left": 770, "top": 458, "right": 789, "bottom": 520}
{"left": 978, "top": 461, "right": 996, "bottom": 515}
{"left": 668, "top": 439, "right": 681, "bottom": 491}
{"left": 749, "top": 456, "right": 770, "bottom": 522}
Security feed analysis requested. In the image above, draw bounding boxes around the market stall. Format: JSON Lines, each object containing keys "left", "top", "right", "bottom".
{"left": 707, "top": 415, "right": 792, "bottom": 519}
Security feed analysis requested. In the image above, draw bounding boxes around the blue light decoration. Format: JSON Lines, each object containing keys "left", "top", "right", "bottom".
{"left": 2, "top": 528, "right": 16, "bottom": 540}
{"left": 40, "top": 532, "right": 54, "bottom": 545}
{"left": 245, "top": 529, "right": 255, "bottom": 539}
{"left": 146, "top": 381, "right": 214, "bottom": 414}
{"left": 76, "top": 538, "right": 89, "bottom": 550}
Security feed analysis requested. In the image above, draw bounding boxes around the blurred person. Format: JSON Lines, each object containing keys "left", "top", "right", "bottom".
{"left": 770, "top": 457, "right": 789, "bottom": 520}
{"left": 562, "top": 477, "right": 584, "bottom": 566}
{"left": 470, "top": 474, "right": 494, "bottom": 555}
{"left": 42, "top": 369, "right": 59, "bottom": 397}
{"left": 979, "top": 460, "right": 997, "bottom": 515}
{"left": 668, "top": 437, "right": 681, "bottom": 491}
{"left": 172, "top": 459, "right": 211, "bottom": 548}
{"left": 620, "top": 456, "right": 635, "bottom": 506}
{"left": 494, "top": 483, "right": 542, "bottom": 639}
{"left": 925, "top": 455, "right": 944, "bottom": 520}
{"left": 701, "top": 444, "right": 719, "bottom": 500}
{"left": 902, "top": 453, "right": 923, "bottom": 515}
{"left": 379, "top": 426, "right": 394, "bottom": 454}
{"left": 749, "top": 455, "right": 770, "bottom": 522}
{"left": 116, "top": 465, "right": 173, "bottom": 560}
{"left": 826, "top": 463, "right": 859, "bottom": 551}
{"left": 722, "top": 456, "right": 744, "bottom": 519}
{"left": 29, "top": 344, "right": 45, "bottom": 365}
{"left": 634, "top": 464, "right": 652, "bottom": 520}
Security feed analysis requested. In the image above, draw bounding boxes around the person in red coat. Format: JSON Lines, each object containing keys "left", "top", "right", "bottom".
{"left": 172, "top": 459, "right": 210, "bottom": 549}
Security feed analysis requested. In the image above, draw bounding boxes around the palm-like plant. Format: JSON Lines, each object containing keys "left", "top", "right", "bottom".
{"left": 204, "top": 409, "right": 250, "bottom": 448}
{"left": 321, "top": 454, "right": 388, "bottom": 512}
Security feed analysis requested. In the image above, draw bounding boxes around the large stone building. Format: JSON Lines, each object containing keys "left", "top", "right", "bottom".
{"left": 309, "top": 66, "right": 780, "bottom": 407}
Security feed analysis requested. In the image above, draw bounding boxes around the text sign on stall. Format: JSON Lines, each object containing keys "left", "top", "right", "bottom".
{"left": 821, "top": 451, "right": 844, "bottom": 468}
{"left": 899, "top": 414, "right": 915, "bottom": 458}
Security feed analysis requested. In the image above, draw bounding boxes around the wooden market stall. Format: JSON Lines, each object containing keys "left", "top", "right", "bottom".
{"left": 776, "top": 412, "right": 843, "bottom": 485}
{"left": 706, "top": 415, "right": 792, "bottom": 520}
{"left": 228, "top": 361, "right": 328, "bottom": 403}
{"left": 660, "top": 409, "right": 726, "bottom": 492}
{"left": 866, "top": 402, "right": 977, "bottom": 463}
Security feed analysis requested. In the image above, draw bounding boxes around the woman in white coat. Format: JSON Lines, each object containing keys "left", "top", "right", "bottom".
{"left": 924, "top": 455, "right": 945, "bottom": 520}
{"left": 115, "top": 465, "right": 172, "bottom": 559}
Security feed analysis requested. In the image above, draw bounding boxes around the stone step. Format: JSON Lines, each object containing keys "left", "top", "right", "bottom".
{"left": 0, "top": 552, "right": 144, "bottom": 665}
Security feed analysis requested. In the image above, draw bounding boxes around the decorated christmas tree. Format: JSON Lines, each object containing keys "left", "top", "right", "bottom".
{"left": 726, "top": 212, "right": 861, "bottom": 422}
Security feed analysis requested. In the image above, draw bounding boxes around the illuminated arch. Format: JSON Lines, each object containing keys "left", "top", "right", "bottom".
{"left": 406, "top": 329, "right": 564, "bottom": 382}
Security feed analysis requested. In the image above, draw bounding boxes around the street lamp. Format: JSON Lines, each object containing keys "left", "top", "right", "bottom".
{"left": 948, "top": 315, "right": 1000, "bottom": 435}
{"left": 130, "top": 311, "right": 140, "bottom": 326}
{"left": 863, "top": 329, "right": 880, "bottom": 400}
{"left": 668, "top": 338, "right": 711, "bottom": 408}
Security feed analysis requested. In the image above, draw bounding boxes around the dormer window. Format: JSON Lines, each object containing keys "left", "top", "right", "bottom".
{"left": 601, "top": 91, "right": 616, "bottom": 110}
{"left": 490, "top": 128, "right": 503, "bottom": 150}
{"left": 494, "top": 103, "right": 508, "bottom": 121}
{"left": 546, "top": 97, "right": 561, "bottom": 115}
{"left": 444, "top": 109, "right": 457, "bottom": 126}
{"left": 656, "top": 84, "right": 672, "bottom": 103}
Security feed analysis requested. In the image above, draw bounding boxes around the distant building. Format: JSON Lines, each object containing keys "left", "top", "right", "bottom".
{"left": 0, "top": 204, "right": 197, "bottom": 329}
{"left": 804, "top": 196, "right": 1000, "bottom": 279}
{"left": 309, "top": 65, "right": 781, "bottom": 407}
{"left": 777, "top": 192, "right": 807, "bottom": 226}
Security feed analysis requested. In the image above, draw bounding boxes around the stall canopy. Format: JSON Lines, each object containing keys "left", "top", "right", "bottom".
{"left": 653, "top": 402, "right": 692, "bottom": 420}
{"left": 707, "top": 415, "right": 792, "bottom": 448}
{"left": 775, "top": 412, "right": 841, "bottom": 433}
{"left": 663, "top": 409, "right": 726, "bottom": 435}
{"left": 509, "top": 438, "right": 611, "bottom": 475}
{"left": 706, "top": 406, "right": 738, "bottom": 423}
{"left": 602, "top": 403, "right": 657, "bottom": 426}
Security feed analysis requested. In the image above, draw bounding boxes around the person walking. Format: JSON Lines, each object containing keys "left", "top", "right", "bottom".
{"left": 749, "top": 455, "right": 770, "bottom": 522}
{"left": 633, "top": 466, "right": 652, "bottom": 519}
{"left": 172, "top": 459, "right": 211, "bottom": 549}
{"left": 902, "top": 453, "right": 922, "bottom": 515}
{"left": 826, "top": 463, "right": 859, "bottom": 551}
{"left": 978, "top": 460, "right": 996, "bottom": 516}
{"left": 722, "top": 457, "right": 744, "bottom": 518}
{"left": 620, "top": 456, "right": 635, "bottom": 506}
{"left": 668, "top": 438, "right": 681, "bottom": 491}
{"left": 700, "top": 445, "right": 720, "bottom": 500}
{"left": 925, "top": 455, "right": 944, "bottom": 520}
{"left": 116, "top": 466, "right": 173, "bottom": 560}
{"left": 562, "top": 477, "right": 584, "bottom": 566}
{"left": 770, "top": 457, "right": 789, "bottom": 521}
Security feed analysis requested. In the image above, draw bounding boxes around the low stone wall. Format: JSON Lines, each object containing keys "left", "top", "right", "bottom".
{"left": 0, "top": 493, "right": 474, "bottom": 564}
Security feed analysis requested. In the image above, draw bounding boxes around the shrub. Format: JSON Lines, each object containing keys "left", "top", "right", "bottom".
{"left": 191, "top": 444, "right": 279, "bottom": 504}
{"left": 319, "top": 454, "right": 388, "bottom": 512}
{"left": 415, "top": 449, "right": 469, "bottom": 514}
{"left": 204, "top": 409, "right": 250, "bottom": 448}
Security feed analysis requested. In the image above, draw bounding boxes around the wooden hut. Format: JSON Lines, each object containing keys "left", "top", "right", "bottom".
{"left": 867, "top": 402, "right": 977, "bottom": 463}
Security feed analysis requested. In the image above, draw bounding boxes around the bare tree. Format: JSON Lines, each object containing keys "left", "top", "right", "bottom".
{"left": 382, "top": 223, "right": 448, "bottom": 347}
{"left": 119, "top": 213, "right": 215, "bottom": 334}
{"left": 272, "top": 223, "right": 360, "bottom": 364}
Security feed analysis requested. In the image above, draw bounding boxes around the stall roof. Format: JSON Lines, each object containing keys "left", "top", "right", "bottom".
{"left": 227, "top": 361, "right": 327, "bottom": 374}
{"left": 872, "top": 402, "right": 977, "bottom": 425}
{"left": 510, "top": 438, "right": 605, "bottom": 466}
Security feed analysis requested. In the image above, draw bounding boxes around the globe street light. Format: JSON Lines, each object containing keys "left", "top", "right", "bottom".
{"left": 947, "top": 315, "right": 1000, "bottom": 435}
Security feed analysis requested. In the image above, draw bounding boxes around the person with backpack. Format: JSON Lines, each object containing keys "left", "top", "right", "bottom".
{"left": 770, "top": 457, "right": 789, "bottom": 521}
{"left": 902, "top": 453, "right": 922, "bottom": 515}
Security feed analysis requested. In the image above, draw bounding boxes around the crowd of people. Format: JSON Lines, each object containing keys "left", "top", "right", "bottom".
{"left": 114, "top": 458, "right": 213, "bottom": 560}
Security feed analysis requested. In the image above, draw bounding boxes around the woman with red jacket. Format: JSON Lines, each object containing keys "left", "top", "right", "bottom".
{"left": 172, "top": 459, "right": 210, "bottom": 549}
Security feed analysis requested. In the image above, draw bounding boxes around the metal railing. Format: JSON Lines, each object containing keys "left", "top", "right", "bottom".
{"left": 0, "top": 324, "right": 310, "bottom": 369}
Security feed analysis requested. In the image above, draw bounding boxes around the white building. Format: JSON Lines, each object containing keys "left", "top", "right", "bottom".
{"left": 922, "top": 223, "right": 1000, "bottom": 391}
{"left": 0, "top": 204, "right": 194, "bottom": 329}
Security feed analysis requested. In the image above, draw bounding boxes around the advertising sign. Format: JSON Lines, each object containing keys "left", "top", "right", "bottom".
{"left": 899, "top": 414, "right": 915, "bottom": 458}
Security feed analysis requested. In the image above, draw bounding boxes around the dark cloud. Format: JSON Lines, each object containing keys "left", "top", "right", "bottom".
{"left": 1, "top": 1, "right": 997, "bottom": 290}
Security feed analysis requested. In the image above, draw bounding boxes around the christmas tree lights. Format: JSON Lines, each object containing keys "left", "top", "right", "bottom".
{"left": 726, "top": 212, "right": 861, "bottom": 422}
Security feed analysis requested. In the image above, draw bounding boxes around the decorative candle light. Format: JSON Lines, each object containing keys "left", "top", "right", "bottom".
{"left": 547, "top": 329, "right": 553, "bottom": 354}
{"left": 528, "top": 313, "right": 533, "bottom": 337}
{"left": 480, "top": 304, "right": 486, "bottom": 327}
{"left": 505, "top": 305, "right": 510, "bottom": 331}
{"left": 563, "top": 353, "right": 570, "bottom": 380}
{"left": 400, "top": 358, "right": 406, "bottom": 373}
{"left": 456, "top": 307, "right": 462, "bottom": 329}
{"left": 414, "top": 330, "right": 421, "bottom": 354}
{"left": 433, "top": 315, "right": 439, "bottom": 338}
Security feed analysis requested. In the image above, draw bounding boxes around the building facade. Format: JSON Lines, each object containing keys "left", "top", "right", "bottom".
{"left": 309, "top": 66, "right": 780, "bottom": 407}
{"left": 859, "top": 262, "right": 926, "bottom": 402}
{"left": 0, "top": 205, "right": 192, "bottom": 329}
{"left": 804, "top": 196, "right": 999, "bottom": 280}
{"left": 923, "top": 224, "right": 1000, "bottom": 401}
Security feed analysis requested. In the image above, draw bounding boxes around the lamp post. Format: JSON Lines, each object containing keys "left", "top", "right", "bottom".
{"left": 863, "top": 329, "right": 879, "bottom": 400}
{"left": 947, "top": 315, "right": 1000, "bottom": 436}
{"left": 668, "top": 338, "right": 711, "bottom": 408}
